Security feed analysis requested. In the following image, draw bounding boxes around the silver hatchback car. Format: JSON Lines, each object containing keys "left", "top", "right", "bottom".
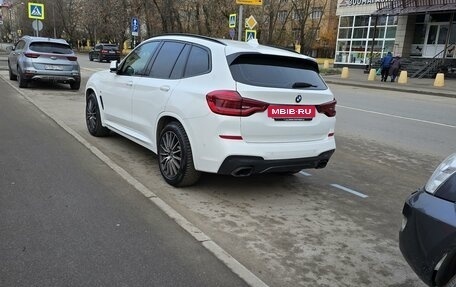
{"left": 8, "top": 36, "right": 81, "bottom": 90}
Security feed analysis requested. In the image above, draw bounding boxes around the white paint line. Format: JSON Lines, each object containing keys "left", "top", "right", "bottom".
{"left": 331, "top": 184, "right": 368, "bottom": 198}
{"left": 299, "top": 171, "right": 312, "bottom": 176}
{"left": 0, "top": 75, "right": 270, "bottom": 287}
{"left": 338, "top": 105, "right": 456, "bottom": 129}
{"left": 81, "top": 67, "right": 106, "bottom": 72}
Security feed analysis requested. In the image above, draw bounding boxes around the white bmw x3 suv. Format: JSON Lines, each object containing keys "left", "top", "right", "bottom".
{"left": 85, "top": 34, "right": 336, "bottom": 187}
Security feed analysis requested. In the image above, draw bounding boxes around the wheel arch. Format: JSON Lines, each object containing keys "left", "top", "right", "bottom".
{"left": 435, "top": 248, "right": 456, "bottom": 286}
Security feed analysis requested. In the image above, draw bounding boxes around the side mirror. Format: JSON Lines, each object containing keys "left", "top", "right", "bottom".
{"left": 109, "top": 60, "right": 118, "bottom": 72}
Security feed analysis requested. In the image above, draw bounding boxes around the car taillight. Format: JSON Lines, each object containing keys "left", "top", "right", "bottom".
{"left": 24, "top": 53, "right": 40, "bottom": 58}
{"left": 206, "top": 90, "right": 269, "bottom": 117}
{"left": 101, "top": 49, "right": 108, "bottom": 53}
{"left": 67, "top": 56, "right": 77, "bottom": 61}
{"left": 316, "top": 99, "right": 337, "bottom": 117}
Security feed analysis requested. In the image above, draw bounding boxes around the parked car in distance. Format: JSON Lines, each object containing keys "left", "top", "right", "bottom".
{"left": 89, "top": 43, "right": 120, "bottom": 62}
{"left": 85, "top": 34, "right": 336, "bottom": 187}
{"left": 8, "top": 36, "right": 81, "bottom": 90}
{"left": 400, "top": 153, "right": 456, "bottom": 287}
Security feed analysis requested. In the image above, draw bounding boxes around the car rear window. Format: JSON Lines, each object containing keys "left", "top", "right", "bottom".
{"left": 29, "top": 42, "right": 73, "bottom": 54}
{"left": 229, "top": 54, "right": 327, "bottom": 90}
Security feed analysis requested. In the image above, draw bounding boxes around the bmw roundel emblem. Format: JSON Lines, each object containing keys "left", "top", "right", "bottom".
{"left": 295, "top": 95, "right": 302, "bottom": 103}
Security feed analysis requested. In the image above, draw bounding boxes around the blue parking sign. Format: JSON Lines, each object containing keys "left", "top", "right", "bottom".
{"left": 131, "top": 17, "right": 139, "bottom": 36}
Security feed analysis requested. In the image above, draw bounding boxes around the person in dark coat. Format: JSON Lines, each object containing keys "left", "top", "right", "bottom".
{"left": 380, "top": 52, "right": 393, "bottom": 82}
{"left": 389, "top": 56, "right": 401, "bottom": 82}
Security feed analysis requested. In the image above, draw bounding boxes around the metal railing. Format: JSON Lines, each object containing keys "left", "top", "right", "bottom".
{"left": 410, "top": 43, "right": 456, "bottom": 78}
{"left": 376, "top": 0, "right": 456, "bottom": 10}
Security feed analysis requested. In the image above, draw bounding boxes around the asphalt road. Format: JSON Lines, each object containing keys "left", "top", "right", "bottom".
{"left": 0, "top": 77, "right": 248, "bottom": 286}
{"left": 2, "top": 54, "right": 456, "bottom": 286}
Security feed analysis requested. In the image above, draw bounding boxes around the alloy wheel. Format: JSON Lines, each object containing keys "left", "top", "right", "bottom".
{"left": 86, "top": 97, "right": 97, "bottom": 133}
{"left": 159, "top": 131, "right": 182, "bottom": 179}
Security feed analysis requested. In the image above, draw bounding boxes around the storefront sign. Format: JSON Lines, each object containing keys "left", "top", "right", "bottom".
{"left": 339, "top": 0, "right": 387, "bottom": 7}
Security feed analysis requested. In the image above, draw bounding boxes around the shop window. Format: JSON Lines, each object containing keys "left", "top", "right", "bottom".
{"left": 340, "top": 16, "right": 353, "bottom": 27}
{"left": 338, "top": 28, "right": 352, "bottom": 39}
{"left": 376, "top": 16, "right": 387, "bottom": 25}
{"left": 415, "top": 14, "right": 425, "bottom": 24}
{"left": 353, "top": 28, "right": 368, "bottom": 39}
{"left": 430, "top": 13, "right": 451, "bottom": 22}
{"left": 355, "top": 15, "right": 370, "bottom": 26}
{"left": 385, "top": 27, "right": 396, "bottom": 38}
{"left": 369, "top": 27, "right": 385, "bottom": 38}
{"left": 351, "top": 41, "right": 366, "bottom": 52}
{"left": 387, "top": 16, "right": 398, "bottom": 25}
{"left": 384, "top": 40, "right": 395, "bottom": 53}
{"left": 412, "top": 24, "right": 426, "bottom": 44}
{"left": 438, "top": 26, "right": 449, "bottom": 44}
{"left": 451, "top": 24, "right": 456, "bottom": 43}
{"left": 337, "top": 40, "right": 350, "bottom": 51}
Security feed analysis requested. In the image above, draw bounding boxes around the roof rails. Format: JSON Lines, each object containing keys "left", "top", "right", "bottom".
{"left": 158, "top": 33, "right": 227, "bottom": 46}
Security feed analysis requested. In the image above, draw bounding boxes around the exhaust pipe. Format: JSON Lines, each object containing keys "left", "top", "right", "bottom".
{"left": 231, "top": 167, "right": 254, "bottom": 177}
{"left": 316, "top": 160, "right": 328, "bottom": 169}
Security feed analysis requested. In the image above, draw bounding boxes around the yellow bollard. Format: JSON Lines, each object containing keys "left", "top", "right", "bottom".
{"left": 341, "top": 67, "right": 349, "bottom": 79}
{"left": 368, "top": 68, "right": 376, "bottom": 81}
{"left": 323, "top": 60, "right": 330, "bottom": 69}
{"left": 434, "top": 73, "right": 445, "bottom": 87}
{"left": 398, "top": 70, "right": 408, "bottom": 84}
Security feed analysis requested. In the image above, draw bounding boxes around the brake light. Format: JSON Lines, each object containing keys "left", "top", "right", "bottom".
{"left": 67, "top": 56, "right": 77, "bottom": 61}
{"left": 316, "top": 99, "right": 337, "bottom": 117}
{"left": 24, "top": 53, "right": 40, "bottom": 58}
{"left": 101, "top": 49, "right": 108, "bottom": 53}
{"left": 206, "top": 90, "right": 269, "bottom": 117}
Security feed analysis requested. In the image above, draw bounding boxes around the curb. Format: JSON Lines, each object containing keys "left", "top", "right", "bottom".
{"left": 324, "top": 79, "right": 456, "bottom": 99}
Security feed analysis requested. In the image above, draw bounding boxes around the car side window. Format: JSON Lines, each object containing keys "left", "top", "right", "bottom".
{"left": 15, "top": 40, "right": 26, "bottom": 51}
{"left": 149, "top": 41, "right": 186, "bottom": 79}
{"left": 169, "top": 45, "right": 191, "bottom": 79}
{"left": 119, "top": 41, "right": 159, "bottom": 76}
{"left": 184, "top": 45, "right": 211, "bottom": 77}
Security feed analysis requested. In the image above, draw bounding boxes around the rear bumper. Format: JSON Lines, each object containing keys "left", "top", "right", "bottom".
{"left": 217, "top": 149, "right": 334, "bottom": 176}
{"left": 30, "top": 75, "right": 80, "bottom": 83}
{"left": 100, "top": 54, "right": 120, "bottom": 61}
{"left": 399, "top": 189, "right": 456, "bottom": 286}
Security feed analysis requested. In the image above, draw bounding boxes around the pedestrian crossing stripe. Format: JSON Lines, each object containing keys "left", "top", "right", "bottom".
{"left": 31, "top": 7, "right": 42, "bottom": 16}
{"left": 28, "top": 3, "right": 45, "bottom": 20}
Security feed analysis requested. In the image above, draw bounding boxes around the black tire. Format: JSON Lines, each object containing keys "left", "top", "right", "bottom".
{"left": 158, "top": 122, "right": 201, "bottom": 187}
{"left": 17, "top": 67, "right": 28, "bottom": 88}
{"left": 98, "top": 55, "right": 103, "bottom": 62}
{"left": 70, "top": 80, "right": 80, "bottom": 90}
{"left": 89, "top": 53, "right": 93, "bottom": 61}
{"left": 86, "top": 92, "right": 110, "bottom": 137}
{"left": 445, "top": 273, "right": 456, "bottom": 287}
{"left": 8, "top": 62, "right": 17, "bottom": 81}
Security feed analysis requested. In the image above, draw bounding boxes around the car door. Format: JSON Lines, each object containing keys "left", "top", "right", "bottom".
{"left": 130, "top": 41, "right": 188, "bottom": 150}
{"left": 8, "top": 40, "right": 26, "bottom": 74}
{"left": 100, "top": 41, "right": 160, "bottom": 134}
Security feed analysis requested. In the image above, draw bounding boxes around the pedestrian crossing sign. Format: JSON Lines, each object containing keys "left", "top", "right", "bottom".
{"left": 245, "top": 30, "right": 256, "bottom": 42}
{"left": 28, "top": 3, "right": 45, "bottom": 20}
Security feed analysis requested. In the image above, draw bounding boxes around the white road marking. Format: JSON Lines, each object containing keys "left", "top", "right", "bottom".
{"left": 338, "top": 105, "right": 456, "bottom": 128}
{"left": 299, "top": 171, "right": 312, "bottom": 176}
{"left": 331, "top": 184, "right": 368, "bottom": 198}
{"left": 81, "top": 67, "right": 106, "bottom": 72}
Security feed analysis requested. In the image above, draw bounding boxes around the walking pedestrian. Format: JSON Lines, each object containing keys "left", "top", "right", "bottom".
{"left": 380, "top": 52, "right": 393, "bottom": 82}
{"left": 389, "top": 56, "right": 402, "bottom": 82}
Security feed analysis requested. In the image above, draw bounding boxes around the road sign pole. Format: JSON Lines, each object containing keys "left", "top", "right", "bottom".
{"left": 237, "top": 5, "right": 243, "bottom": 41}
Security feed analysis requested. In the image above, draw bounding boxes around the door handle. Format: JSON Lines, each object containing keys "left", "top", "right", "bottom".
{"left": 160, "top": 85, "right": 170, "bottom": 92}
{"left": 126, "top": 81, "right": 133, "bottom": 87}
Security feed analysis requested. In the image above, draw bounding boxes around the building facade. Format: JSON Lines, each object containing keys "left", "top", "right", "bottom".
{"left": 334, "top": 0, "right": 456, "bottom": 68}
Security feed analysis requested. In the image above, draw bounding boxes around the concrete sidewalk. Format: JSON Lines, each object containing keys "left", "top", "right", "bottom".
{"left": 322, "top": 67, "right": 456, "bottom": 98}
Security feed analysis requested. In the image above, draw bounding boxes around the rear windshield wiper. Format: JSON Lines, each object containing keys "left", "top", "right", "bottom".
{"left": 292, "top": 82, "right": 317, "bottom": 88}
